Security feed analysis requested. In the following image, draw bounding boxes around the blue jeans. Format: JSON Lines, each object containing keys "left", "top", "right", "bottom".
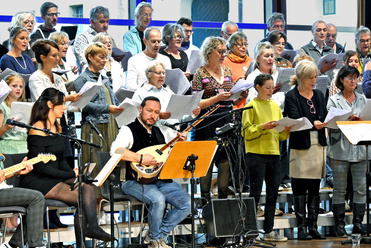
{"left": 122, "top": 180, "right": 191, "bottom": 241}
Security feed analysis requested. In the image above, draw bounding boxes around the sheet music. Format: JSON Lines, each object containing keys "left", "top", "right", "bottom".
{"left": 244, "top": 62, "right": 255, "bottom": 77}
{"left": 165, "top": 91, "right": 203, "bottom": 119}
{"left": 317, "top": 53, "right": 343, "bottom": 70}
{"left": 0, "top": 68, "right": 31, "bottom": 83}
{"left": 324, "top": 107, "right": 352, "bottom": 129}
{"left": 115, "top": 87, "right": 135, "bottom": 102}
{"left": 360, "top": 99, "right": 371, "bottom": 120}
{"left": 113, "top": 98, "right": 140, "bottom": 127}
{"left": 164, "top": 68, "right": 191, "bottom": 95}
{"left": 338, "top": 123, "right": 371, "bottom": 145}
{"left": 0, "top": 80, "right": 12, "bottom": 105}
{"left": 93, "top": 148, "right": 126, "bottom": 187}
{"left": 273, "top": 117, "right": 313, "bottom": 132}
{"left": 281, "top": 49, "right": 298, "bottom": 63}
{"left": 10, "top": 102, "right": 34, "bottom": 132}
{"left": 71, "top": 76, "right": 103, "bottom": 109}
{"left": 229, "top": 78, "right": 253, "bottom": 100}
{"left": 186, "top": 49, "right": 202, "bottom": 74}
{"left": 276, "top": 68, "right": 295, "bottom": 92}
{"left": 315, "top": 75, "right": 329, "bottom": 95}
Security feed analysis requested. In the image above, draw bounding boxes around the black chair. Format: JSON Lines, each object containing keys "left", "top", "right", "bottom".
{"left": 96, "top": 151, "right": 145, "bottom": 244}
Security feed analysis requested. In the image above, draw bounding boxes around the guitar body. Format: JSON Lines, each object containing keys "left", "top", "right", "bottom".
{"left": 130, "top": 144, "right": 170, "bottom": 184}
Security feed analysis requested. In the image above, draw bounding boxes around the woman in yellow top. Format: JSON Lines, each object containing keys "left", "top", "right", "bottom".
{"left": 242, "top": 73, "right": 292, "bottom": 242}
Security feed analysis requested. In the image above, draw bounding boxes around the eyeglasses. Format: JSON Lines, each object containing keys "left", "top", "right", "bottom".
{"left": 172, "top": 36, "right": 183, "bottom": 41}
{"left": 359, "top": 39, "right": 371, "bottom": 44}
{"left": 306, "top": 99, "right": 316, "bottom": 114}
{"left": 45, "top": 12, "right": 60, "bottom": 17}
{"left": 326, "top": 34, "right": 337, "bottom": 39}
{"left": 344, "top": 76, "right": 358, "bottom": 82}
{"left": 151, "top": 71, "right": 166, "bottom": 76}
{"left": 235, "top": 43, "right": 248, "bottom": 48}
{"left": 272, "top": 25, "right": 284, "bottom": 29}
{"left": 274, "top": 42, "right": 286, "bottom": 46}
{"left": 217, "top": 50, "right": 228, "bottom": 56}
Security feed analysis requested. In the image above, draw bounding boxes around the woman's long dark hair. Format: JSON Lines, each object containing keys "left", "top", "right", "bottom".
{"left": 29, "top": 88, "right": 64, "bottom": 133}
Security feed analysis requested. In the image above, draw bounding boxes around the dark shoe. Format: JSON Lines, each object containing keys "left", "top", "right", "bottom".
{"left": 44, "top": 213, "right": 59, "bottom": 229}
{"left": 294, "top": 196, "right": 312, "bottom": 240}
{"left": 49, "top": 210, "right": 68, "bottom": 228}
{"left": 333, "top": 204, "right": 348, "bottom": 237}
{"left": 353, "top": 203, "right": 366, "bottom": 235}
{"left": 218, "top": 191, "right": 228, "bottom": 199}
{"left": 84, "top": 226, "right": 112, "bottom": 242}
{"left": 307, "top": 196, "right": 326, "bottom": 239}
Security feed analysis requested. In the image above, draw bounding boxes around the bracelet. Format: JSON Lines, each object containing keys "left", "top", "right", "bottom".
{"left": 139, "top": 154, "right": 143, "bottom": 164}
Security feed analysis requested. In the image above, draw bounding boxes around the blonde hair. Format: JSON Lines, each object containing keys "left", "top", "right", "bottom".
{"left": 84, "top": 42, "right": 108, "bottom": 65}
{"left": 292, "top": 54, "right": 314, "bottom": 68}
{"left": 48, "top": 31, "right": 69, "bottom": 45}
{"left": 290, "top": 60, "right": 318, "bottom": 86}
{"left": 4, "top": 73, "right": 25, "bottom": 105}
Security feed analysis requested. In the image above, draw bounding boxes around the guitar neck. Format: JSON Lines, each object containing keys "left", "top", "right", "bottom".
{"left": 3, "top": 156, "right": 41, "bottom": 178}
{"left": 158, "top": 105, "right": 220, "bottom": 153}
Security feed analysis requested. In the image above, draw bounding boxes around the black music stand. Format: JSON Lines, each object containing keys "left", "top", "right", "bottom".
{"left": 337, "top": 121, "right": 371, "bottom": 245}
{"left": 159, "top": 140, "right": 218, "bottom": 248}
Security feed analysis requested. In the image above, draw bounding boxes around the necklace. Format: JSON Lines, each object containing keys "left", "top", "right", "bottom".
{"left": 9, "top": 51, "right": 27, "bottom": 70}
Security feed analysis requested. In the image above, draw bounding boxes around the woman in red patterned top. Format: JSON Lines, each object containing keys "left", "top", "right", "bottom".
{"left": 192, "top": 36, "right": 248, "bottom": 204}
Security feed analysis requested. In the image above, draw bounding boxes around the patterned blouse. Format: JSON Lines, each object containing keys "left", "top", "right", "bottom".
{"left": 275, "top": 57, "right": 292, "bottom": 69}
{"left": 192, "top": 65, "right": 234, "bottom": 99}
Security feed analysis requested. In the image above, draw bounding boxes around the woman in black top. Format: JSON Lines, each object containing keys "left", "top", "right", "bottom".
{"left": 284, "top": 60, "right": 328, "bottom": 240}
{"left": 20, "top": 88, "right": 111, "bottom": 246}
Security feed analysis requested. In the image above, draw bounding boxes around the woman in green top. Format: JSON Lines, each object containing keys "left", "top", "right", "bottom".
{"left": 242, "top": 73, "right": 292, "bottom": 242}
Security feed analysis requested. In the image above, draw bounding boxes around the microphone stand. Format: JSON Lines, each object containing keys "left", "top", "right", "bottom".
{"left": 24, "top": 123, "right": 102, "bottom": 248}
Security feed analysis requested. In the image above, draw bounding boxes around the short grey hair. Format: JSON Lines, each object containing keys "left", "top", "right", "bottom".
{"left": 11, "top": 12, "right": 36, "bottom": 31}
{"left": 228, "top": 31, "right": 247, "bottom": 48}
{"left": 267, "top": 12, "right": 286, "bottom": 28}
{"left": 144, "top": 27, "right": 160, "bottom": 40}
{"left": 90, "top": 6, "right": 109, "bottom": 22}
{"left": 355, "top": 25, "right": 371, "bottom": 40}
{"left": 135, "top": 2, "right": 153, "bottom": 27}
{"left": 221, "top": 21, "right": 238, "bottom": 33}
{"left": 145, "top": 61, "right": 165, "bottom": 79}
{"left": 48, "top": 31, "right": 69, "bottom": 44}
{"left": 254, "top": 41, "right": 275, "bottom": 74}
{"left": 162, "top": 23, "right": 185, "bottom": 45}
{"left": 200, "top": 36, "right": 226, "bottom": 64}
{"left": 311, "top": 20, "right": 327, "bottom": 32}
{"left": 92, "top": 32, "right": 112, "bottom": 43}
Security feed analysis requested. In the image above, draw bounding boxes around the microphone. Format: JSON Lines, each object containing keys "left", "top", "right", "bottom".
{"left": 6, "top": 119, "right": 33, "bottom": 129}
{"left": 163, "top": 122, "right": 178, "bottom": 131}
{"left": 86, "top": 117, "right": 104, "bottom": 140}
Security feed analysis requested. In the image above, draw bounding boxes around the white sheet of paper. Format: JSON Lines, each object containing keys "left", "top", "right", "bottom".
{"left": 281, "top": 49, "right": 298, "bottom": 63}
{"left": 317, "top": 53, "right": 343, "bottom": 70}
{"left": 0, "top": 80, "right": 12, "bottom": 105}
{"left": 338, "top": 123, "right": 371, "bottom": 145}
{"left": 115, "top": 87, "right": 135, "bottom": 102}
{"left": 360, "top": 99, "right": 371, "bottom": 120}
{"left": 165, "top": 91, "right": 203, "bottom": 119}
{"left": 186, "top": 49, "right": 202, "bottom": 74}
{"left": 164, "top": 68, "right": 191, "bottom": 95}
{"left": 229, "top": 78, "right": 254, "bottom": 100}
{"left": 324, "top": 107, "right": 352, "bottom": 129}
{"left": 276, "top": 68, "right": 295, "bottom": 92}
{"left": 113, "top": 98, "right": 140, "bottom": 127}
{"left": 10, "top": 102, "right": 34, "bottom": 132}
{"left": 72, "top": 76, "right": 103, "bottom": 109}
{"left": 0, "top": 68, "right": 31, "bottom": 83}
{"left": 315, "top": 75, "right": 329, "bottom": 95}
{"left": 273, "top": 117, "right": 313, "bottom": 132}
{"left": 51, "top": 68, "right": 71, "bottom": 75}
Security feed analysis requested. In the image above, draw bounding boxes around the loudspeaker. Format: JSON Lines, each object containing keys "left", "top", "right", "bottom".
{"left": 203, "top": 197, "right": 258, "bottom": 238}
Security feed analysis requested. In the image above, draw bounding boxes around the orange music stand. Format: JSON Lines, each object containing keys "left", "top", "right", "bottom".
{"left": 159, "top": 140, "right": 218, "bottom": 248}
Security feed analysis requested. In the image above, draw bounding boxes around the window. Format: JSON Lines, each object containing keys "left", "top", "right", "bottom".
{"left": 71, "top": 5, "right": 83, "bottom": 18}
{"left": 323, "top": 0, "right": 336, "bottom": 15}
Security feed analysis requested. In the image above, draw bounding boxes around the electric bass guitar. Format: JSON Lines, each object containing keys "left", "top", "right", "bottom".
{"left": 0, "top": 153, "right": 57, "bottom": 189}
{"left": 131, "top": 105, "right": 220, "bottom": 184}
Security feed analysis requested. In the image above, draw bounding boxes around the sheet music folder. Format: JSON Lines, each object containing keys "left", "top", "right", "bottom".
{"left": 336, "top": 121, "right": 371, "bottom": 146}
{"left": 159, "top": 140, "right": 218, "bottom": 180}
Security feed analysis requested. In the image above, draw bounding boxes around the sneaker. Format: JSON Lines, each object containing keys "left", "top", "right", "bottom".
{"left": 148, "top": 240, "right": 160, "bottom": 248}
{"left": 257, "top": 204, "right": 264, "bottom": 217}
{"left": 159, "top": 238, "right": 171, "bottom": 248}
{"left": 263, "top": 231, "right": 288, "bottom": 242}
{"left": 282, "top": 183, "right": 292, "bottom": 190}
{"left": 278, "top": 185, "right": 284, "bottom": 191}
{"left": 275, "top": 208, "right": 284, "bottom": 216}
{"left": 144, "top": 232, "right": 150, "bottom": 244}
{"left": 99, "top": 211, "right": 111, "bottom": 225}
{"left": 345, "top": 201, "right": 351, "bottom": 212}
